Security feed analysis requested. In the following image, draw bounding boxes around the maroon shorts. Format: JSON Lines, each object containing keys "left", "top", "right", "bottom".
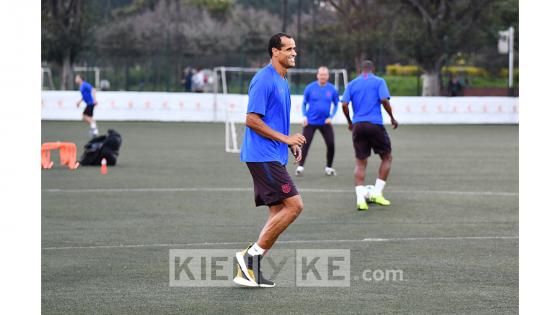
{"left": 246, "top": 162, "right": 299, "bottom": 207}
{"left": 352, "top": 122, "right": 392, "bottom": 159}
{"left": 83, "top": 105, "right": 95, "bottom": 117}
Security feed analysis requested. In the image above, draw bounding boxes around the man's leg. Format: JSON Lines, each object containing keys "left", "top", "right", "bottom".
{"left": 296, "top": 125, "right": 316, "bottom": 175}
{"left": 318, "top": 124, "right": 335, "bottom": 170}
{"left": 354, "top": 158, "right": 369, "bottom": 210}
{"left": 352, "top": 123, "right": 371, "bottom": 210}
{"left": 235, "top": 195, "right": 303, "bottom": 287}
{"left": 255, "top": 195, "right": 303, "bottom": 250}
{"left": 378, "top": 152, "right": 392, "bottom": 181}
{"left": 83, "top": 114, "right": 98, "bottom": 137}
{"left": 354, "top": 158, "right": 368, "bottom": 186}
{"left": 368, "top": 152, "right": 392, "bottom": 206}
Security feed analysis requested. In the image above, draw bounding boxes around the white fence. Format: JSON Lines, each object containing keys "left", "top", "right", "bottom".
{"left": 42, "top": 91, "right": 518, "bottom": 124}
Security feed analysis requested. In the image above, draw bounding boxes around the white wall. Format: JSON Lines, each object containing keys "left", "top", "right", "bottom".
{"left": 42, "top": 91, "right": 519, "bottom": 124}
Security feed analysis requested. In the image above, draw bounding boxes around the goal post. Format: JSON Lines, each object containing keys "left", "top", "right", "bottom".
{"left": 41, "top": 66, "right": 55, "bottom": 90}
{"left": 215, "top": 66, "right": 349, "bottom": 153}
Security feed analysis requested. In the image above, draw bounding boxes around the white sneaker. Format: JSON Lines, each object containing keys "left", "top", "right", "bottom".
{"left": 324, "top": 167, "right": 337, "bottom": 176}
{"left": 88, "top": 128, "right": 99, "bottom": 138}
{"left": 295, "top": 166, "right": 304, "bottom": 176}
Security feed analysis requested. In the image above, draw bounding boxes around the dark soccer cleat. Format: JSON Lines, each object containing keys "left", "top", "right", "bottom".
{"left": 252, "top": 254, "right": 275, "bottom": 288}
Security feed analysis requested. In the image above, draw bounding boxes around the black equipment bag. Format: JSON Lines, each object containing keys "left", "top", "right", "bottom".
{"left": 79, "top": 129, "right": 122, "bottom": 166}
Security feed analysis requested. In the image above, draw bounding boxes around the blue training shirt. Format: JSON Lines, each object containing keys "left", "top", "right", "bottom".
{"left": 80, "top": 81, "right": 95, "bottom": 106}
{"left": 302, "top": 81, "right": 339, "bottom": 125}
{"left": 240, "top": 64, "right": 292, "bottom": 165}
{"left": 342, "top": 73, "right": 390, "bottom": 125}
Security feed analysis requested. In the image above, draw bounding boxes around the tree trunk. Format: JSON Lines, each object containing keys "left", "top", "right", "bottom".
{"left": 421, "top": 71, "right": 440, "bottom": 96}
{"left": 60, "top": 50, "right": 73, "bottom": 90}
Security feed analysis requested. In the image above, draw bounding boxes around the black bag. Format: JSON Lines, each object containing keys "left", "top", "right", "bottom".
{"left": 80, "top": 129, "right": 122, "bottom": 166}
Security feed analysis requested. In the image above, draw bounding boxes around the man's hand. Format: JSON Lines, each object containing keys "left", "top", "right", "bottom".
{"left": 347, "top": 123, "right": 353, "bottom": 131}
{"left": 285, "top": 133, "right": 306, "bottom": 146}
{"left": 290, "top": 145, "right": 303, "bottom": 164}
{"left": 303, "top": 117, "right": 308, "bottom": 127}
{"left": 76, "top": 100, "right": 81, "bottom": 108}
{"left": 325, "top": 118, "right": 332, "bottom": 125}
{"left": 391, "top": 118, "right": 399, "bottom": 129}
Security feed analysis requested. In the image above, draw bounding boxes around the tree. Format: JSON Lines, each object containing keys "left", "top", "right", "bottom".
{"left": 325, "top": 0, "right": 398, "bottom": 71}
{"left": 42, "top": 0, "right": 94, "bottom": 90}
{"left": 394, "top": 0, "right": 495, "bottom": 95}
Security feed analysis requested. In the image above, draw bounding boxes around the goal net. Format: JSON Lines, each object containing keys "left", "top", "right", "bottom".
{"left": 215, "top": 67, "right": 348, "bottom": 153}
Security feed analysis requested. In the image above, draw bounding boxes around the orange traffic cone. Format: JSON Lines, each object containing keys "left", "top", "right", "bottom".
{"left": 101, "top": 158, "right": 108, "bottom": 174}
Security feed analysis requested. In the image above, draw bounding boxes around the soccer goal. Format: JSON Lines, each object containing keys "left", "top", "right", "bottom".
{"left": 42, "top": 66, "right": 55, "bottom": 90}
{"left": 215, "top": 66, "right": 349, "bottom": 153}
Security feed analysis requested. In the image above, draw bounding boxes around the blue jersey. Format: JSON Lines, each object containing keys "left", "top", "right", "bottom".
{"left": 302, "top": 81, "right": 339, "bottom": 125}
{"left": 240, "top": 64, "right": 292, "bottom": 165}
{"left": 342, "top": 73, "right": 390, "bottom": 125}
{"left": 80, "top": 81, "right": 95, "bottom": 106}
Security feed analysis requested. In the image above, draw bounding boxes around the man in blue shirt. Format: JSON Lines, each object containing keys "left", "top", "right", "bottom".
{"left": 235, "top": 33, "right": 306, "bottom": 288}
{"left": 295, "top": 66, "right": 339, "bottom": 177}
{"left": 342, "top": 60, "right": 398, "bottom": 211}
{"left": 74, "top": 74, "right": 99, "bottom": 137}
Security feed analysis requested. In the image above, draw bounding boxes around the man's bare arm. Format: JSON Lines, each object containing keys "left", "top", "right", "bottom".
{"left": 246, "top": 113, "right": 306, "bottom": 146}
{"left": 92, "top": 88, "right": 98, "bottom": 105}
{"left": 381, "top": 99, "right": 398, "bottom": 129}
{"left": 342, "top": 102, "right": 353, "bottom": 131}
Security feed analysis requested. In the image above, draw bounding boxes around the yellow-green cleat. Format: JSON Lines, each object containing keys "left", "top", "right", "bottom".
{"left": 357, "top": 201, "right": 369, "bottom": 211}
{"left": 369, "top": 195, "right": 391, "bottom": 206}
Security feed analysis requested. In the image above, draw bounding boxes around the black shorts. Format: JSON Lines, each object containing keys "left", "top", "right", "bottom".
{"left": 246, "top": 162, "right": 299, "bottom": 207}
{"left": 352, "top": 122, "right": 392, "bottom": 159}
{"left": 83, "top": 105, "right": 94, "bottom": 117}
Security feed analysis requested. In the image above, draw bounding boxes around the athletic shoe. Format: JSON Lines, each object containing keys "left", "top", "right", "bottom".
{"left": 324, "top": 167, "right": 337, "bottom": 176}
{"left": 357, "top": 201, "right": 368, "bottom": 211}
{"left": 295, "top": 166, "right": 304, "bottom": 176}
{"left": 233, "top": 264, "right": 258, "bottom": 287}
{"left": 235, "top": 246, "right": 275, "bottom": 288}
{"left": 234, "top": 244, "right": 257, "bottom": 287}
{"left": 89, "top": 128, "right": 99, "bottom": 138}
{"left": 369, "top": 194, "right": 391, "bottom": 206}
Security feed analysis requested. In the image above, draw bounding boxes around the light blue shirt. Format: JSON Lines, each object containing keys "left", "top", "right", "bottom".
{"left": 302, "top": 81, "right": 339, "bottom": 125}
{"left": 240, "top": 64, "right": 292, "bottom": 165}
{"left": 342, "top": 73, "right": 390, "bottom": 125}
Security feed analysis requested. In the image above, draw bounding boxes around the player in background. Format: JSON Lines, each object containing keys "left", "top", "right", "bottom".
{"left": 235, "top": 33, "right": 306, "bottom": 288}
{"left": 342, "top": 60, "right": 398, "bottom": 211}
{"left": 75, "top": 74, "right": 99, "bottom": 137}
{"left": 295, "top": 66, "right": 339, "bottom": 177}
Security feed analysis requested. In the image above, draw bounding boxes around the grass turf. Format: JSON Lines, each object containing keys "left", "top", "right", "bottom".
{"left": 42, "top": 121, "right": 518, "bottom": 314}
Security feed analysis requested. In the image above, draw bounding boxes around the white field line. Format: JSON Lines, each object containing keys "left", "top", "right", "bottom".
{"left": 42, "top": 235, "right": 518, "bottom": 251}
{"left": 43, "top": 187, "right": 518, "bottom": 196}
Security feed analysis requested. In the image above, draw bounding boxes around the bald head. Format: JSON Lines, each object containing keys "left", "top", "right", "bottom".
{"left": 317, "top": 66, "right": 329, "bottom": 85}
{"left": 360, "top": 60, "right": 374, "bottom": 73}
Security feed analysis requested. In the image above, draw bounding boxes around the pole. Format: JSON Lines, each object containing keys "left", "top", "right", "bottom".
{"left": 508, "top": 26, "right": 514, "bottom": 96}
{"left": 282, "top": 0, "right": 288, "bottom": 32}
{"left": 311, "top": 0, "right": 317, "bottom": 67}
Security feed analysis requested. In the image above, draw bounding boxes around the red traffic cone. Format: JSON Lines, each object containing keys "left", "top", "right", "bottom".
{"left": 100, "top": 158, "right": 108, "bottom": 174}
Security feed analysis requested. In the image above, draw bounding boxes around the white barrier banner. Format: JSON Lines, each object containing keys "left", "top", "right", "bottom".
{"left": 42, "top": 91, "right": 518, "bottom": 124}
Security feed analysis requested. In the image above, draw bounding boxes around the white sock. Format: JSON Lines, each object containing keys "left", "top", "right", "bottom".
{"left": 355, "top": 185, "right": 366, "bottom": 203}
{"left": 90, "top": 121, "right": 97, "bottom": 129}
{"left": 372, "top": 178, "right": 386, "bottom": 196}
{"left": 248, "top": 243, "right": 265, "bottom": 256}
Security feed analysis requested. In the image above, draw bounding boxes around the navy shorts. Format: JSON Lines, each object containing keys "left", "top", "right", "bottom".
{"left": 246, "top": 162, "right": 299, "bottom": 207}
{"left": 83, "top": 105, "right": 95, "bottom": 117}
{"left": 352, "top": 122, "right": 392, "bottom": 159}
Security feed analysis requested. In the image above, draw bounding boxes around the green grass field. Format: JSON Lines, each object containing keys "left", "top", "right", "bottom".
{"left": 42, "top": 121, "right": 518, "bottom": 314}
